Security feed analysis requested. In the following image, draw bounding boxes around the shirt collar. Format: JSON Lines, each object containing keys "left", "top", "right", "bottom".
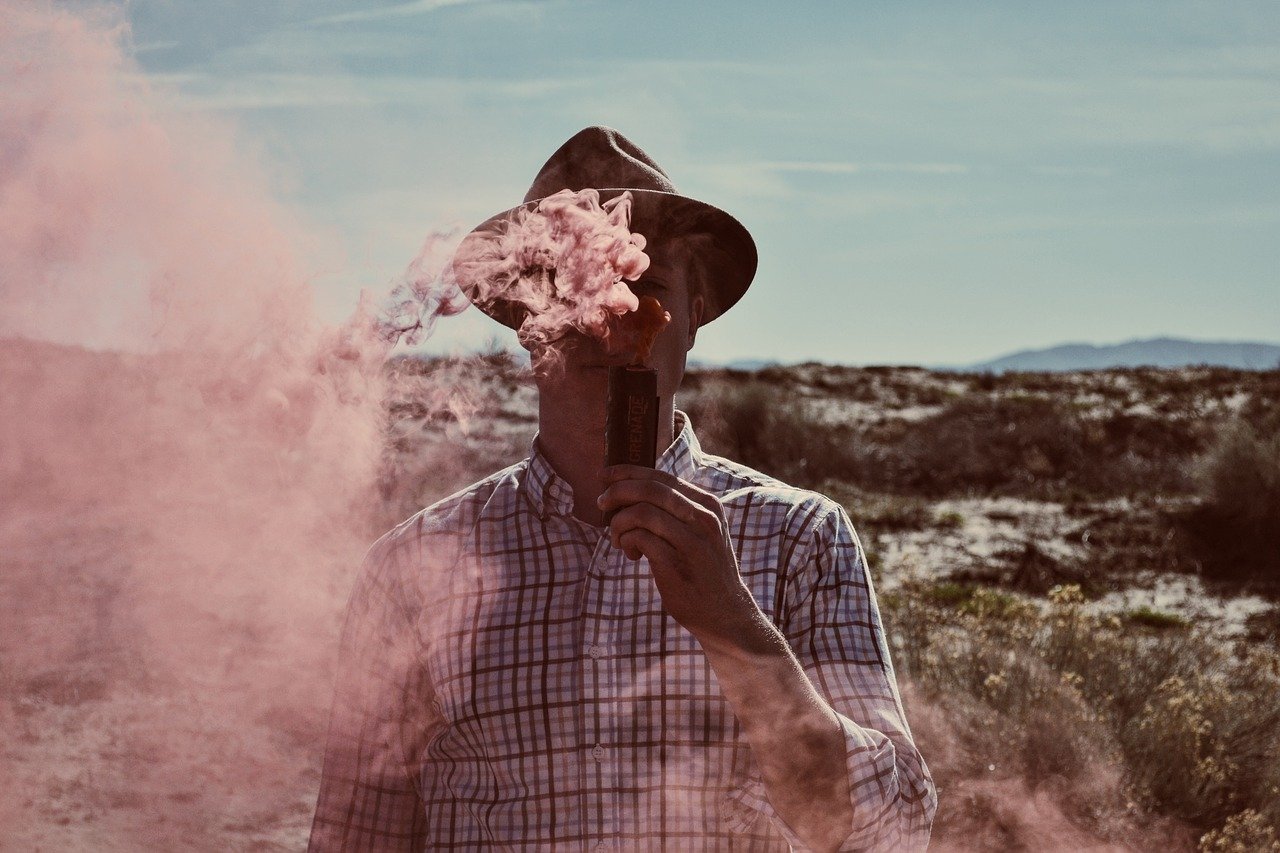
{"left": 657, "top": 409, "right": 702, "bottom": 485}
{"left": 523, "top": 438, "right": 577, "bottom": 519}
{"left": 522, "top": 410, "right": 704, "bottom": 520}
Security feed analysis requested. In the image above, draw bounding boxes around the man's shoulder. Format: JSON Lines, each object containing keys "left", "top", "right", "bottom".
{"left": 371, "top": 460, "right": 527, "bottom": 558}
{"left": 696, "top": 451, "right": 844, "bottom": 534}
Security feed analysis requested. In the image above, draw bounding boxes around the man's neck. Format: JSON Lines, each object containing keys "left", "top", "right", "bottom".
{"left": 536, "top": 390, "right": 676, "bottom": 526}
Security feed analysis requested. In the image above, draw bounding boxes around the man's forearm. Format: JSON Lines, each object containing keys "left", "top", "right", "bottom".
{"left": 694, "top": 607, "right": 853, "bottom": 853}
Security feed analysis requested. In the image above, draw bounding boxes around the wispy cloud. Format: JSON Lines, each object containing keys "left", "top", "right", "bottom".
{"left": 694, "top": 162, "right": 963, "bottom": 217}
{"left": 308, "top": 0, "right": 492, "bottom": 26}
{"left": 1029, "top": 165, "right": 1114, "bottom": 177}
{"left": 130, "top": 39, "right": 182, "bottom": 55}
{"left": 969, "top": 203, "right": 1280, "bottom": 235}
{"left": 760, "top": 160, "right": 969, "bottom": 175}
{"left": 152, "top": 71, "right": 586, "bottom": 111}
{"left": 115, "top": 0, "right": 1280, "bottom": 364}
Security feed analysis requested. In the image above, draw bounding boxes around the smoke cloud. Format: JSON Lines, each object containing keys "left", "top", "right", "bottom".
{"left": 448, "top": 187, "right": 656, "bottom": 370}
{"left": 0, "top": 2, "right": 399, "bottom": 846}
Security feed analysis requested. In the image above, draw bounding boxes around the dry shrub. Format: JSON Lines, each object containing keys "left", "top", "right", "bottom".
{"left": 887, "top": 396, "right": 1194, "bottom": 498}
{"left": 1238, "top": 369, "right": 1280, "bottom": 436}
{"left": 884, "top": 582, "right": 1137, "bottom": 846}
{"left": 1244, "top": 607, "right": 1280, "bottom": 648}
{"left": 684, "top": 368, "right": 1243, "bottom": 501}
{"left": 893, "top": 395, "right": 1087, "bottom": 495}
{"left": 1198, "top": 421, "right": 1280, "bottom": 529}
{"left": 1181, "top": 419, "right": 1280, "bottom": 584}
{"left": 883, "top": 581, "right": 1280, "bottom": 846}
{"left": 1199, "top": 810, "right": 1280, "bottom": 852}
{"left": 682, "top": 381, "right": 866, "bottom": 489}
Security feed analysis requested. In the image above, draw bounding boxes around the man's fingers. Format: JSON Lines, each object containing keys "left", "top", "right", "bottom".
{"left": 604, "top": 465, "right": 724, "bottom": 518}
{"left": 599, "top": 479, "right": 720, "bottom": 533}
{"left": 603, "top": 464, "right": 668, "bottom": 485}
{"left": 608, "top": 502, "right": 685, "bottom": 549}
{"left": 600, "top": 480, "right": 704, "bottom": 526}
{"left": 617, "top": 527, "right": 677, "bottom": 567}
{"left": 608, "top": 503, "right": 710, "bottom": 575}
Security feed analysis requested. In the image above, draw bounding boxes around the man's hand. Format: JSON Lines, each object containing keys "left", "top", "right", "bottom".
{"left": 597, "top": 465, "right": 761, "bottom": 645}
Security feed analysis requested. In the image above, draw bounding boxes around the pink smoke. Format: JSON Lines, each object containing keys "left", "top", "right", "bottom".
{"left": 445, "top": 187, "right": 651, "bottom": 363}
{"left": 0, "top": 2, "right": 401, "bottom": 846}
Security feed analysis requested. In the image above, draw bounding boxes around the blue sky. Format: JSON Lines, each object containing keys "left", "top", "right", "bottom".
{"left": 124, "top": 0, "right": 1280, "bottom": 366}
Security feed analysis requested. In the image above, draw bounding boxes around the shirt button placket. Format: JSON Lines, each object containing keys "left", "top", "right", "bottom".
{"left": 585, "top": 536, "right": 616, "bottom": 846}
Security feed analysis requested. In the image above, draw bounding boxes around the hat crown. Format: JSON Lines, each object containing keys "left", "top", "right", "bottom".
{"left": 523, "top": 126, "right": 678, "bottom": 203}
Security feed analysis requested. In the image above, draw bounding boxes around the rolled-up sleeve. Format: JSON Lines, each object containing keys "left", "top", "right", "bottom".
{"left": 309, "top": 535, "right": 437, "bottom": 852}
{"left": 749, "top": 500, "right": 937, "bottom": 851}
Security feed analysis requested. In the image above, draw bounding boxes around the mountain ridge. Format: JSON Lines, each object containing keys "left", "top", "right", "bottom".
{"left": 954, "top": 336, "right": 1280, "bottom": 373}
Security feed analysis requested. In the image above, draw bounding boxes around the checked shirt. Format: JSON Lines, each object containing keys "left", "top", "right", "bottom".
{"left": 309, "top": 413, "right": 935, "bottom": 851}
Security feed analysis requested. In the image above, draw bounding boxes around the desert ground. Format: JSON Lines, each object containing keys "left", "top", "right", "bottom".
{"left": 3, "top": 343, "right": 1278, "bottom": 850}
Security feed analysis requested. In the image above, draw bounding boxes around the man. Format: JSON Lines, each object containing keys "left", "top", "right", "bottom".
{"left": 310, "top": 127, "right": 935, "bottom": 851}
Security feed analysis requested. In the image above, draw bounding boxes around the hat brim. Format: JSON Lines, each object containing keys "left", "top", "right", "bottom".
{"left": 451, "top": 188, "right": 757, "bottom": 333}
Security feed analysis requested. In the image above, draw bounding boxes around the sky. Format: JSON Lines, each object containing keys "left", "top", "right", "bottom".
{"left": 119, "top": 0, "right": 1280, "bottom": 366}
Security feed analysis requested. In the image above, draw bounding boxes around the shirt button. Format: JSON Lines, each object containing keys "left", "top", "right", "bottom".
{"left": 587, "top": 645, "right": 604, "bottom": 659}
{"left": 591, "top": 744, "right": 606, "bottom": 761}
{"left": 595, "top": 842, "right": 611, "bottom": 850}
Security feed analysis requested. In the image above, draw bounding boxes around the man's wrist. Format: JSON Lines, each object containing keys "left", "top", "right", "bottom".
{"left": 690, "top": 593, "right": 788, "bottom": 662}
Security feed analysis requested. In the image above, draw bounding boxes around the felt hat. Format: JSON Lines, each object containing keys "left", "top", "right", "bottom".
{"left": 456, "top": 126, "right": 757, "bottom": 329}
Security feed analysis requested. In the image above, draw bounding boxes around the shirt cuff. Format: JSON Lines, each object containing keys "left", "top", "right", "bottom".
{"left": 724, "top": 712, "right": 894, "bottom": 851}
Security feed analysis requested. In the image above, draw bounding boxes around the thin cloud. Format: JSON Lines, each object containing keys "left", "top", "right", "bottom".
{"left": 1030, "top": 165, "right": 1114, "bottom": 177}
{"left": 156, "top": 71, "right": 585, "bottom": 111}
{"left": 309, "top": 0, "right": 492, "bottom": 26}
{"left": 131, "top": 39, "right": 182, "bottom": 54}
{"left": 761, "top": 160, "right": 969, "bottom": 175}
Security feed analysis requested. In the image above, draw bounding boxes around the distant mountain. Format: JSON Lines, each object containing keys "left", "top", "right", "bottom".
{"left": 959, "top": 337, "right": 1280, "bottom": 373}
{"left": 687, "top": 357, "right": 779, "bottom": 372}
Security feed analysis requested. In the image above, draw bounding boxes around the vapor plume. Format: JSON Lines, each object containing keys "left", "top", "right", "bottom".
{"left": 0, "top": 2, "right": 398, "bottom": 845}
{"left": 447, "top": 187, "right": 652, "bottom": 367}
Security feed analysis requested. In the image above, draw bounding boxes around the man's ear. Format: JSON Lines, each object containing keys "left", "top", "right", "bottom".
{"left": 687, "top": 295, "right": 704, "bottom": 351}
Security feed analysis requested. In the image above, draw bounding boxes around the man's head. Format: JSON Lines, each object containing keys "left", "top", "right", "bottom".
{"left": 537, "top": 236, "right": 701, "bottom": 400}
{"left": 455, "top": 126, "right": 756, "bottom": 354}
